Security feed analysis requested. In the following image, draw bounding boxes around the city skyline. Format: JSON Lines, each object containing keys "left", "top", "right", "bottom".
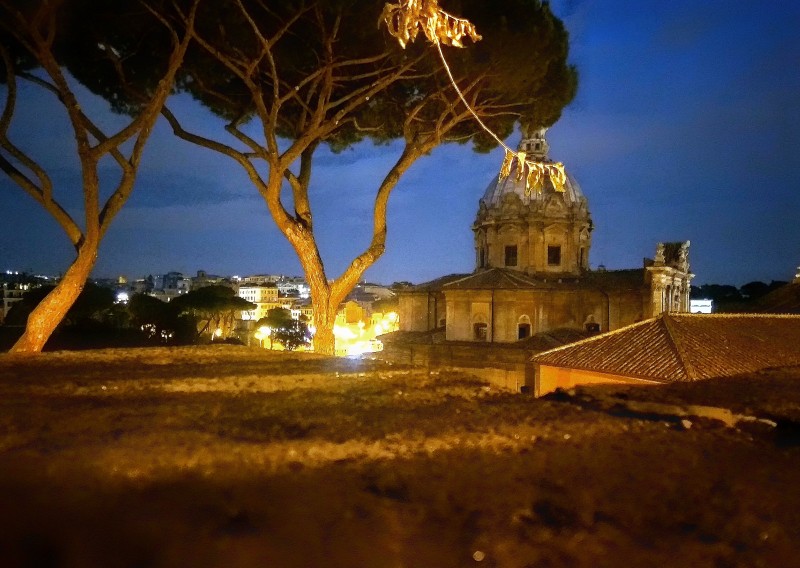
{"left": 1, "top": 1, "right": 798, "bottom": 287}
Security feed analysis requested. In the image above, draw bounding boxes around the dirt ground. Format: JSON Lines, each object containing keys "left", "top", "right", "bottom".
{"left": 1, "top": 345, "right": 799, "bottom": 568}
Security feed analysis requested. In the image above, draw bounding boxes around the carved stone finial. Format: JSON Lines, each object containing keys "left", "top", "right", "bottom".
{"left": 655, "top": 243, "right": 665, "bottom": 264}
{"left": 679, "top": 241, "right": 690, "bottom": 271}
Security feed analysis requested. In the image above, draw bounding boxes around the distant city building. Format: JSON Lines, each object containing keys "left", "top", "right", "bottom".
{"left": 277, "top": 276, "right": 310, "bottom": 299}
{"left": 129, "top": 276, "right": 154, "bottom": 294}
{"left": 0, "top": 272, "right": 50, "bottom": 323}
{"left": 690, "top": 299, "right": 714, "bottom": 313}
{"left": 153, "top": 271, "right": 190, "bottom": 294}
{"left": 238, "top": 283, "right": 280, "bottom": 320}
{"left": 241, "top": 274, "right": 281, "bottom": 285}
{"left": 0, "top": 285, "right": 27, "bottom": 324}
{"left": 290, "top": 299, "right": 314, "bottom": 322}
{"left": 192, "top": 270, "right": 233, "bottom": 290}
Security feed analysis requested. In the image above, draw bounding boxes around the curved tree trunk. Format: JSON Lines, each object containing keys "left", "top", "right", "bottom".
{"left": 9, "top": 239, "right": 98, "bottom": 353}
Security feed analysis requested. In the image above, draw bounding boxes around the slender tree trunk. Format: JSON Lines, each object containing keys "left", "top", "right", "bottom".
{"left": 9, "top": 239, "right": 98, "bottom": 353}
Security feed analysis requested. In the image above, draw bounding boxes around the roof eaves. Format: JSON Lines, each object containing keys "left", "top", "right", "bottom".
{"left": 533, "top": 359, "right": 672, "bottom": 384}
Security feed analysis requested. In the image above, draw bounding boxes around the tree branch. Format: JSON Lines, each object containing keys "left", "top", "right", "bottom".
{"left": 161, "top": 104, "right": 294, "bottom": 230}
{"left": 330, "top": 140, "right": 432, "bottom": 305}
{"left": 0, "top": 43, "right": 83, "bottom": 247}
{"left": 225, "top": 116, "right": 268, "bottom": 159}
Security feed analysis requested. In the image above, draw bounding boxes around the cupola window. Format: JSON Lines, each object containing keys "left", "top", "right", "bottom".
{"left": 505, "top": 245, "right": 518, "bottom": 267}
{"left": 547, "top": 245, "right": 562, "bottom": 266}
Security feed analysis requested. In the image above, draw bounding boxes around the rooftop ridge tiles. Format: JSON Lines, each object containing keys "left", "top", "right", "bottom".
{"left": 414, "top": 273, "right": 470, "bottom": 290}
{"left": 661, "top": 313, "right": 698, "bottom": 381}
{"left": 447, "top": 270, "right": 497, "bottom": 288}
{"left": 504, "top": 269, "right": 537, "bottom": 287}
{"left": 673, "top": 312, "right": 800, "bottom": 320}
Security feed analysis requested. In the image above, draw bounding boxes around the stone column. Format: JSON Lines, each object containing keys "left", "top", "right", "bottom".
{"left": 650, "top": 277, "right": 664, "bottom": 317}
{"left": 682, "top": 278, "right": 691, "bottom": 312}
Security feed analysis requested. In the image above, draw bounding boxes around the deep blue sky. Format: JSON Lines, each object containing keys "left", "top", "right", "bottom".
{"left": 1, "top": 1, "right": 798, "bottom": 286}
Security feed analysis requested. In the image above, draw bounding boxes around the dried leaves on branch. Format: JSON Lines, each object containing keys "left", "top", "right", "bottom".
{"left": 380, "top": 0, "right": 481, "bottom": 48}
{"left": 381, "top": 0, "right": 567, "bottom": 195}
{"left": 499, "top": 149, "right": 566, "bottom": 194}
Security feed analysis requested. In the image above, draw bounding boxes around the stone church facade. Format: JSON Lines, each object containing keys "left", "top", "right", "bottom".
{"left": 399, "top": 129, "right": 693, "bottom": 342}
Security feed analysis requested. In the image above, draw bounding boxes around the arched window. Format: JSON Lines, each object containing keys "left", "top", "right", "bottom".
{"left": 517, "top": 315, "right": 531, "bottom": 340}
{"left": 473, "top": 313, "right": 489, "bottom": 341}
{"left": 584, "top": 314, "right": 600, "bottom": 334}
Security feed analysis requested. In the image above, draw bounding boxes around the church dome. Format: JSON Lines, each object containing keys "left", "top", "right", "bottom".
{"left": 473, "top": 128, "right": 593, "bottom": 277}
{"left": 480, "top": 129, "right": 585, "bottom": 208}
{"left": 480, "top": 169, "right": 585, "bottom": 209}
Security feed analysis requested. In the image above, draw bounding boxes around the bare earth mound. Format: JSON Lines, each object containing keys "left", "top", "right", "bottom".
{"left": 1, "top": 345, "right": 799, "bottom": 567}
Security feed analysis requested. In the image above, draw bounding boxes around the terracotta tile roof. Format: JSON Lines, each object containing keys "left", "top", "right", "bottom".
{"left": 531, "top": 313, "right": 800, "bottom": 383}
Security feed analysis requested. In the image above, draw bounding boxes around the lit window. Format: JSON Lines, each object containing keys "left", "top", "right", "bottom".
{"left": 547, "top": 245, "right": 561, "bottom": 266}
{"left": 505, "top": 245, "right": 518, "bottom": 267}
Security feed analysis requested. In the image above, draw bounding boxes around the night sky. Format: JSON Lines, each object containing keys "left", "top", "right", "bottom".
{"left": 1, "top": 1, "right": 798, "bottom": 287}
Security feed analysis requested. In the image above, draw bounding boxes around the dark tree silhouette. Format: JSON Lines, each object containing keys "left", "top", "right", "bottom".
{"left": 0, "top": 0, "right": 198, "bottom": 352}
{"left": 128, "top": 293, "right": 181, "bottom": 342}
{"left": 256, "top": 307, "right": 310, "bottom": 351}
{"left": 171, "top": 285, "right": 255, "bottom": 341}
{"left": 5, "top": 282, "right": 114, "bottom": 328}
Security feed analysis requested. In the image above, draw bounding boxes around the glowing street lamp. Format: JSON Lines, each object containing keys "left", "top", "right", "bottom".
{"left": 256, "top": 325, "right": 272, "bottom": 349}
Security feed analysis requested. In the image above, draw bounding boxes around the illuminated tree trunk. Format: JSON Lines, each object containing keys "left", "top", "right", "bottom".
{"left": 10, "top": 238, "right": 98, "bottom": 353}
{"left": 312, "top": 309, "right": 337, "bottom": 355}
{"left": 295, "top": 233, "right": 339, "bottom": 356}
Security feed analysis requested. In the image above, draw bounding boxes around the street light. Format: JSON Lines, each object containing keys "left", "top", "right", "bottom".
{"left": 256, "top": 325, "right": 272, "bottom": 349}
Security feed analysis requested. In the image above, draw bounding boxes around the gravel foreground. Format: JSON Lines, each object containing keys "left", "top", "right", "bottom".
{"left": 1, "top": 345, "right": 799, "bottom": 568}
